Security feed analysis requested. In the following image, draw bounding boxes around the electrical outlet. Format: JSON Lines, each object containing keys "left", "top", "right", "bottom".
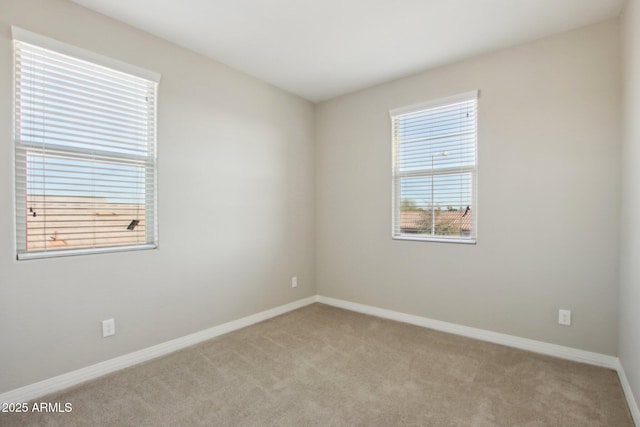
{"left": 291, "top": 276, "right": 298, "bottom": 288}
{"left": 102, "top": 318, "right": 115, "bottom": 337}
{"left": 558, "top": 309, "right": 571, "bottom": 326}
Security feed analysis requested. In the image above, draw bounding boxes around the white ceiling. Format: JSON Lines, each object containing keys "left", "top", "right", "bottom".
{"left": 71, "top": 0, "right": 625, "bottom": 102}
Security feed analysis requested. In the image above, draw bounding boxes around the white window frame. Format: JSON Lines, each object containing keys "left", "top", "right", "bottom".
{"left": 390, "top": 91, "right": 478, "bottom": 244}
{"left": 12, "top": 27, "right": 160, "bottom": 260}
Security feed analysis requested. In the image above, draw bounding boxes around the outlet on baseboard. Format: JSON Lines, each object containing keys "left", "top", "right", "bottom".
{"left": 291, "top": 276, "right": 298, "bottom": 288}
{"left": 102, "top": 318, "right": 115, "bottom": 337}
{"left": 558, "top": 309, "right": 571, "bottom": 326}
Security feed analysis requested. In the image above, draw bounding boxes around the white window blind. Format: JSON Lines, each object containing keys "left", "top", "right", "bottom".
{"left": 391, "top": 91, "right": 478, "bottom": 243}
{"left": 13, "top": 30, "right": 159, "bottom": 259}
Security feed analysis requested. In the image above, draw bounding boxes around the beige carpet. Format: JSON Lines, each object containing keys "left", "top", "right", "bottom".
{"left": 1, "top": 303, "right": 633, "bottom": 426}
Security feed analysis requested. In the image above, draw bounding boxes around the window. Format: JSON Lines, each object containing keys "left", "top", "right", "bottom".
{"left": 13, "top": 28, "right": 160, "bottom": 259}
{"left": 391, "top": 91, "right": 478, "bottom": 243}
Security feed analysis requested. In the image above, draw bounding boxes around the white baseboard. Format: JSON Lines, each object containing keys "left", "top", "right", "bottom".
{"left": 0, "top": 296, "right": 317, "bottom": 405}
{"left": 616, "top": 359, "right": 640, "bottom": 427}
{"left": 316, "top": 296, "right": 618, "bottom": 368}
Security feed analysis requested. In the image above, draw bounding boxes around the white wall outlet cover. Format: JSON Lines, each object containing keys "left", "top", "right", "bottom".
{"left": 291, "top": 277, "right": 298, "bottom": 288}
{"left": 558, "top": 309, "right": 571, "bottom": 326}
{"left": 102, "top": 318, "right": 115, "bottom": 337}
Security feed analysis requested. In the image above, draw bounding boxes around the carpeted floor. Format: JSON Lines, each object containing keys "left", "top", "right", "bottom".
{"left": 1, "top": 303, "right": 633, "bottom": 426}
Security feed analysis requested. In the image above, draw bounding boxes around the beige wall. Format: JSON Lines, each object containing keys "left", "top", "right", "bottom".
{"left": 316, "top": 20, "right": 621, "bottom": 355}
{"left": 0, "top": 0, "right": 316, "bottom": 393}
{"left": 620, "top": 0, "right": 640, "bottom": 412}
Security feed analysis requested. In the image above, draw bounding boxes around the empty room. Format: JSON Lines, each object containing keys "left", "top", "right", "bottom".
{"left": 1, "top": 0, "right": 639, "bottom": 425}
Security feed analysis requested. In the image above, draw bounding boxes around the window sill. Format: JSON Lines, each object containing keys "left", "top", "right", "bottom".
{"left": 392, "top": 235, "right": 476, "bottom": 245}
{"left": 17, "top": 244, "right": 158, "bottom": 261}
